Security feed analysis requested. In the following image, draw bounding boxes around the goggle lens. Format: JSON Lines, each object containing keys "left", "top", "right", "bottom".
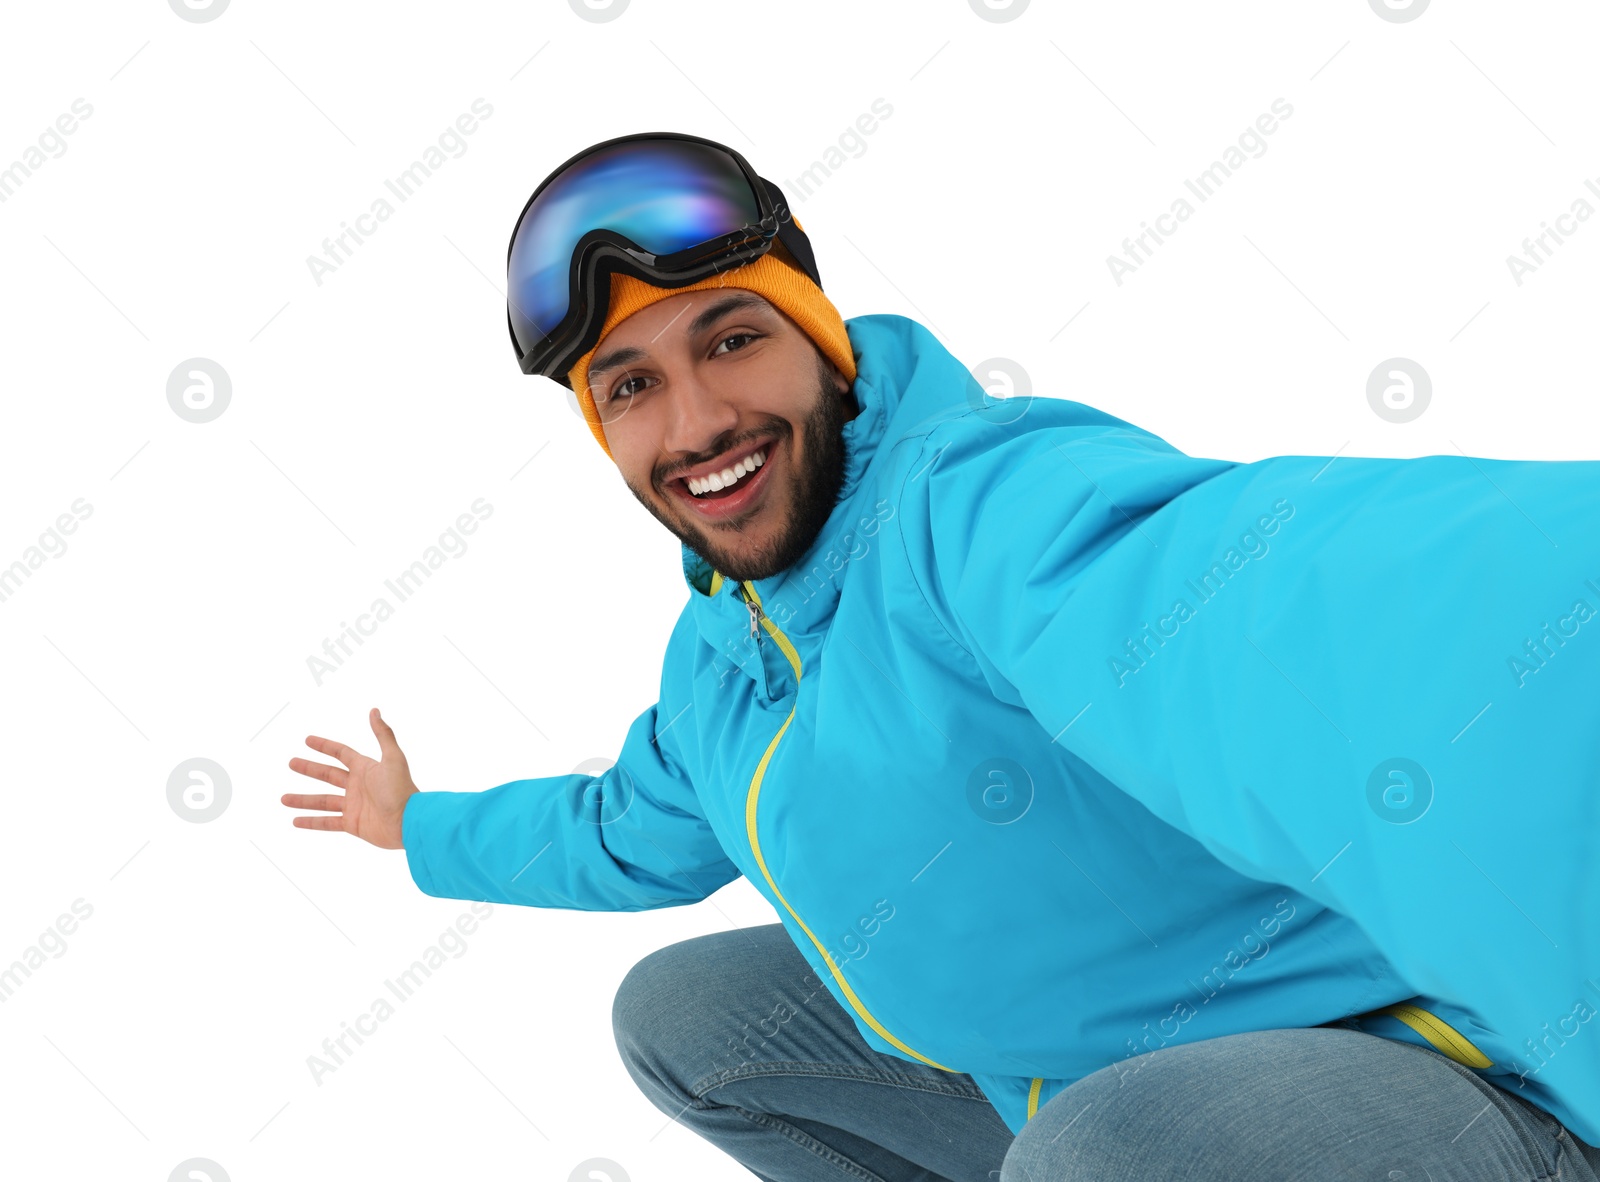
{"left": 507, "top": 138, "right": 764, "bottom": 362}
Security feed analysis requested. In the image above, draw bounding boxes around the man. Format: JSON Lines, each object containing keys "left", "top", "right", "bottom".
{"left": 284, "top": 132, "right": 1600, "bottom": 1180}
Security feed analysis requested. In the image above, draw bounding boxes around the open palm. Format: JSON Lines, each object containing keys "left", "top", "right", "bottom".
{"left": 282, "top": 707, "right": 418, "bottom": 850}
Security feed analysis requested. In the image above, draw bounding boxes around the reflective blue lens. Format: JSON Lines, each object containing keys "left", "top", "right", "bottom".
{"left": 508, "top": 138, "right": 762, "bottom": 359}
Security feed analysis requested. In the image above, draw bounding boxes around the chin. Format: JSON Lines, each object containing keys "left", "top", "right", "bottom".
{"left": 693, "top": 520, "right": 789, "bottom": 584}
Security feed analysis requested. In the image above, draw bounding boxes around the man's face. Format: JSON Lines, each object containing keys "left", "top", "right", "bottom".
{"left": 587, "top": 288, "right": 858, "bottom": 584}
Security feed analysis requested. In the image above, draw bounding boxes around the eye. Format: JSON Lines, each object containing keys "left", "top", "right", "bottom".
{"left": 713, "top": 331, "right": 761, "bottom": 357}
{"left": 611, "top": 374, "right": 646, "bottom": 400}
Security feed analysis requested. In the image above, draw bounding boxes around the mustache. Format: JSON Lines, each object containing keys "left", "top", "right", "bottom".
{"left": 656, "top": 424, "right": 789, "bottom": 487}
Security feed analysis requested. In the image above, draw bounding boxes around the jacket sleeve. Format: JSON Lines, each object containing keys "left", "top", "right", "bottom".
{"left": 401, "top": 618, "right": 741, "bottom": 912}
{"left": 893, "top": 401, "right": 1600, "bottom": 1139}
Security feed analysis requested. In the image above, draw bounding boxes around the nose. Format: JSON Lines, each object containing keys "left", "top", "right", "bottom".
{"left": 659, "top": 371, "right": 742, "bottom": 467}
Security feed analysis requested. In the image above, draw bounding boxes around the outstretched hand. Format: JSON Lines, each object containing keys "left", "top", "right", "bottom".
{"left": 283, "top": 707, "right": 418, "bottom": 850}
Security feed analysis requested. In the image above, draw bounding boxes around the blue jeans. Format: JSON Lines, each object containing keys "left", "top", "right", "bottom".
{"left": 612, "top": 923, "right": 1600, "bottom": 1181}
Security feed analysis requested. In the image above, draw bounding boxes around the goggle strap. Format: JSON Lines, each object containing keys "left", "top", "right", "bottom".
{"left": 763, "top": 178, "right": 823, "bottom": 290}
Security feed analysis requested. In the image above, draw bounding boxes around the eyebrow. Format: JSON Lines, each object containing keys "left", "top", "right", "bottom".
{"left": 587, "top": 292, "right": 775, "bottom": 385}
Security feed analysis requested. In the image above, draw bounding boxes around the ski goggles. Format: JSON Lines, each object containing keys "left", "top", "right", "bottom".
{"left": 505, "top": 131, "right": 823, "bottom": 387}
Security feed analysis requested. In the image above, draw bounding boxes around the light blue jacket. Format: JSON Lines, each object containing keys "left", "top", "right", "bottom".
{"left": 403, "top": 314, "right": 1600, "bottom": 1142}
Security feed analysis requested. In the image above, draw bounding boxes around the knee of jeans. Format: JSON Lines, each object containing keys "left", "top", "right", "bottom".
{"left": 995, "top": 1057, "right": 1188, "bottom": 1182}
{"left": 999, "top": 1141, "right": 1092, "bottom": 1182}
{"left": 611, "top": 946, "right": 667, "bottom": 1066}
{"left": 611, "top": 942, "right": 700, "bottom": 1105}
{"left": 998, "top": 1124, "right": 1095, "bottom": 1182}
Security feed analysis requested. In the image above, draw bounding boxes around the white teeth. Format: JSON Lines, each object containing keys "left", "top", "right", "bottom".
{"left": 688, "top": 447, "right": 767, "bottom": 497}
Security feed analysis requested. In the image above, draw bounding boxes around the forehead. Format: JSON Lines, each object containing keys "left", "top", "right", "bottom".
{"left": 588, "top": 289, "right": 778, "bottom": 378}
{"left": 612, "top": 288, "right": 773, "bottom": 342}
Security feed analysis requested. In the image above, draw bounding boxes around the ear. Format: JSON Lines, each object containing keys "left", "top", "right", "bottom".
{"left": 819, "top": 351, "right": 850, "bottom": 396}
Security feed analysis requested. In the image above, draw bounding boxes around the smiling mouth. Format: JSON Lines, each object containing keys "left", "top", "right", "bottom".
{"left": 683, "top": 439, "right": 771, "bottom": 493}
{"left": 667, "top": 437, "right": 780, "bottom": 520}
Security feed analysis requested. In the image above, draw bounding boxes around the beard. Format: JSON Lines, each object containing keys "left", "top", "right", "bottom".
{"left": 625, "top": 347, "right": 856, "bottom": 585}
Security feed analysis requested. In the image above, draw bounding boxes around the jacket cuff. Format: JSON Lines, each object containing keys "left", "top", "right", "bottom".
{"left": 400, "top": 791, "right": 439, "bottom": 897}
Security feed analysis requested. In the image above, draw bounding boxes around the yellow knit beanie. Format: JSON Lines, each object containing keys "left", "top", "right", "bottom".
{"left": 565, "top": 223, "right": 856, "bottom": 461}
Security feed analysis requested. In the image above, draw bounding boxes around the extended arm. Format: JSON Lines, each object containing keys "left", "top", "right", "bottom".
{"left": 402, "top": 617, "right": 740, "bottom": 912}
{"left": 894, "top": 400, "right": 1600, "bottom": 1139}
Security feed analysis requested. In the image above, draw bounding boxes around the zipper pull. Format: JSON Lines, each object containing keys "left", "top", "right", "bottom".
{"left": 742, "top": 583, "right": 761, "bottom": 642}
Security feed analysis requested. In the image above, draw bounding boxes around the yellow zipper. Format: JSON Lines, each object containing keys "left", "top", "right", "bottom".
{"left": 1020, "top": 1006, "right": 1492, "bottom": 1125}
{"left": 1376, "top": 1003, "right": 1493, "bottom": 1069}
{"left": 736, "top": 578, "right": 956, "bottom": 1073}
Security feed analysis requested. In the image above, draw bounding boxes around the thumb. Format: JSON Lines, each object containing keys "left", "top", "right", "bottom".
{"left": 370, "top": 707, "right": 403, "bottom": 762}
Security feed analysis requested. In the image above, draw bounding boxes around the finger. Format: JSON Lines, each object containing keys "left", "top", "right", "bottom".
{"left": 287, "top": 757, "right": 349, "bottom": 789}
{"left": 291, "top": 815, "right": 348, "bottom": 832}
{"left": 370, "top": 707, "right": 404, "bottom": 763}
{"left": 303, "top": 734, "right": 362, "bottom": 770}
{"left": 280, "top": 793, "right": 345, "bottom": 813}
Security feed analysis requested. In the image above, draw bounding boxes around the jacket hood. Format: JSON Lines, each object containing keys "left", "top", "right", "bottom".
{"left": 680, "top": 313, "right": 977, "bottom": 684}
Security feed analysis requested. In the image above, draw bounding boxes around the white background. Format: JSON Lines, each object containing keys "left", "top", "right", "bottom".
{"left": 1, "top": 1, "right": 1596, "bottom": 1178}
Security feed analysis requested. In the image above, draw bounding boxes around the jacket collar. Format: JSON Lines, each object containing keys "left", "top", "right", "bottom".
{"left": 681, "top": 313, "right": 973, "bottom": 673}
